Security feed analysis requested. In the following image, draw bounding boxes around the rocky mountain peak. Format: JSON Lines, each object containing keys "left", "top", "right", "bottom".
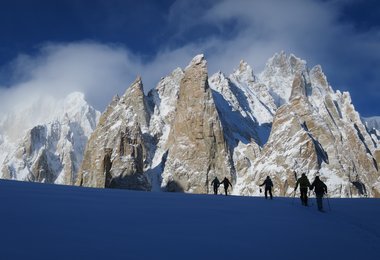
{"left": 119, "top": 76, "right": 150, "bottom": 131}
{"left": 289, "top": 72, "right": 307, "bottom": 101}
{"left": 270, "top": 51, "right": 287, "bottom": 66}
{"left": 77, "top": 77, "right": 151, "bottom": 190}
{"left": 121, "top": 76, "right": 144, "bottom": 102}
{"left": 288, "top": 54, "right": 307, "bottom": 74}
{"left": 186, "top": 54, "right": 206, "bottom": 70}
{"left": 161, "top": 54, "right": 233, "bottom": 193}
{"left": 209, "top": 71, "right": 228, "bottom": 91}
{"left": 231, "top": 60, "right": 255, "bottom": 84}
{"left": 257, "top": 52, "right": 308, "bottom": 108}
{"left": 264, "top": 51, "right": 307, "bottom": 76}
{"left": 237, "top": 60, "right": 251, "bottom": 73}
{"left": 310, "top": 65, "right": 330, "bottom": 93}
{"left": 154, "top": 68, "right": 183, "bottom": 99}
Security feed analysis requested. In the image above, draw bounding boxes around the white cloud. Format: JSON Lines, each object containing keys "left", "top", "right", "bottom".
{"left": 0, "top": 42, "right": 144, "bottom": 141}
{"left": 0, "top": 42, "right": 142, "bottom": 112}
{"left": 0, "top": 0, "right": 379, "bottom": 129}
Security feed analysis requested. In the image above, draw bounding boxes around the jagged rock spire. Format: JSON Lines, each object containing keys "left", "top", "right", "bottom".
{"left": 231, "top": 60, "right": 256, "bottom": 83}
{"left": 77, "top": 77, "right": 151, "bottom": 190}
{"left": 289, "top": 72, "right": 307, "bottom": 101}
{"left": 161, "top": 54, "right": 233, "bottom": 193}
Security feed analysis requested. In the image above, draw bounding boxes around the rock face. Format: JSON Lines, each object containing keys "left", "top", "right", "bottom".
{"left": 77, "top": 77, "right": 151, "bottom": 190}
{"left": 0, "top": 92, "right": 99, "bottom": 184}
{"left": 160, "top": 55, "right": 233, "bottom": 193}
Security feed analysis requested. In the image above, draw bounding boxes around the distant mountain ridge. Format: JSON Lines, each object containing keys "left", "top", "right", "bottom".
{"left": 362, "top": 116, "right": 380, "bottom": 131}
{"left": 1, "top": 52, "right": 379, "bottom": 197}
{"left": 0, "top": 92, "right": 100, "bottom": 184}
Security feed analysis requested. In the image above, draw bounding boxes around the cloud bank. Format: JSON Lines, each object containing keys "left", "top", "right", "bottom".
{"left": 0, "top": 43, "right": 140, "bottom": 113}
{"left": 0, "top": 0, "right": 379, "bottom": 125}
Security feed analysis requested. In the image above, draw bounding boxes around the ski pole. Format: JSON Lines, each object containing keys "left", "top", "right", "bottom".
{"left": 308, "top": 190, "right": 313, "bottom": 206}
{"left": 325, "top": 193, "right": 331, "bottom": 211}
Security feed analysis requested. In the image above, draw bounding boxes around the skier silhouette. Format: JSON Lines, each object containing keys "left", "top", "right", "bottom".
{"left": 310, "top": 176, "right": 328, "bottom": 211}
{"left": 259, "top": 176, "right": 273, "bottom": 199}
{"left": 220, "top": 177, "right": 232, "bottom": 196}
{"left": 294, "top": 173, "right": 311, "bottom": 206}
{"left": 210, "top": 177, "right": 220, "bottom": 195}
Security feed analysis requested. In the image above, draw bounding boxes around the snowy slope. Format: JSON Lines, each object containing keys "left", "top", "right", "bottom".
{"left": 1, "top": 179, "right": 379, "bottom": 260}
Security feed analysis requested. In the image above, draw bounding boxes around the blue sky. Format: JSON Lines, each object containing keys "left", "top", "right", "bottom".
{"left": 0, "top": 0, "right": 379, "bottom": 117}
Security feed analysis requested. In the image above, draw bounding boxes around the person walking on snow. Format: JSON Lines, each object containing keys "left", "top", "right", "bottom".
{"left": 259, "top": 176, "right": 273, "bottom": 199}
{"left": 294, "top": 173, "right": 311, "bottom": 206}
{"left": 210, "top": 177, "right": 220, "bottom": 195}
{"left": 220, "top": 177, "right": 232, "bottom": 196}
{"left": 310, "top": 176, "right": 328, "bottom": 212}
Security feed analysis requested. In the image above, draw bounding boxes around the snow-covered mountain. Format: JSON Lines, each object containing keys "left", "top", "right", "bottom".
{"left": 77, "top": 77, "right": 151, "bottom": 190}
{"left": 0, "top": 92, "right": 100, "bottom": 184}
{"left": 1, "top": 52, "right": 379, "bottom": 197}
{"left": 77, "top": 52, "right": 380, "bottom": 197}
{"left": 229, "top": 53, "right": 380, "bottom": 197}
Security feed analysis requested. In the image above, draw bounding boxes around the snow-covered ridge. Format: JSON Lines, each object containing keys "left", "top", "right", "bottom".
{"left": 0, "top": 92, "right": 100, "bottom": 184}
{"left": 1, "top": 52, "right": 379, "bottom": 198}
{"left": 0, "top": 92, "right": 98, "bottom": 142}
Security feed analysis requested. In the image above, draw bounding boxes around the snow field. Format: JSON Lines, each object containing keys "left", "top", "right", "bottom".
{"left": 1, "top": 179, "right": 379, "bottom": 260}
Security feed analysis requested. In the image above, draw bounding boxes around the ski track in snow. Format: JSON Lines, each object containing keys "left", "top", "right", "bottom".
{"left": 0, "top": 180, "right": 379, "bottom": 260}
